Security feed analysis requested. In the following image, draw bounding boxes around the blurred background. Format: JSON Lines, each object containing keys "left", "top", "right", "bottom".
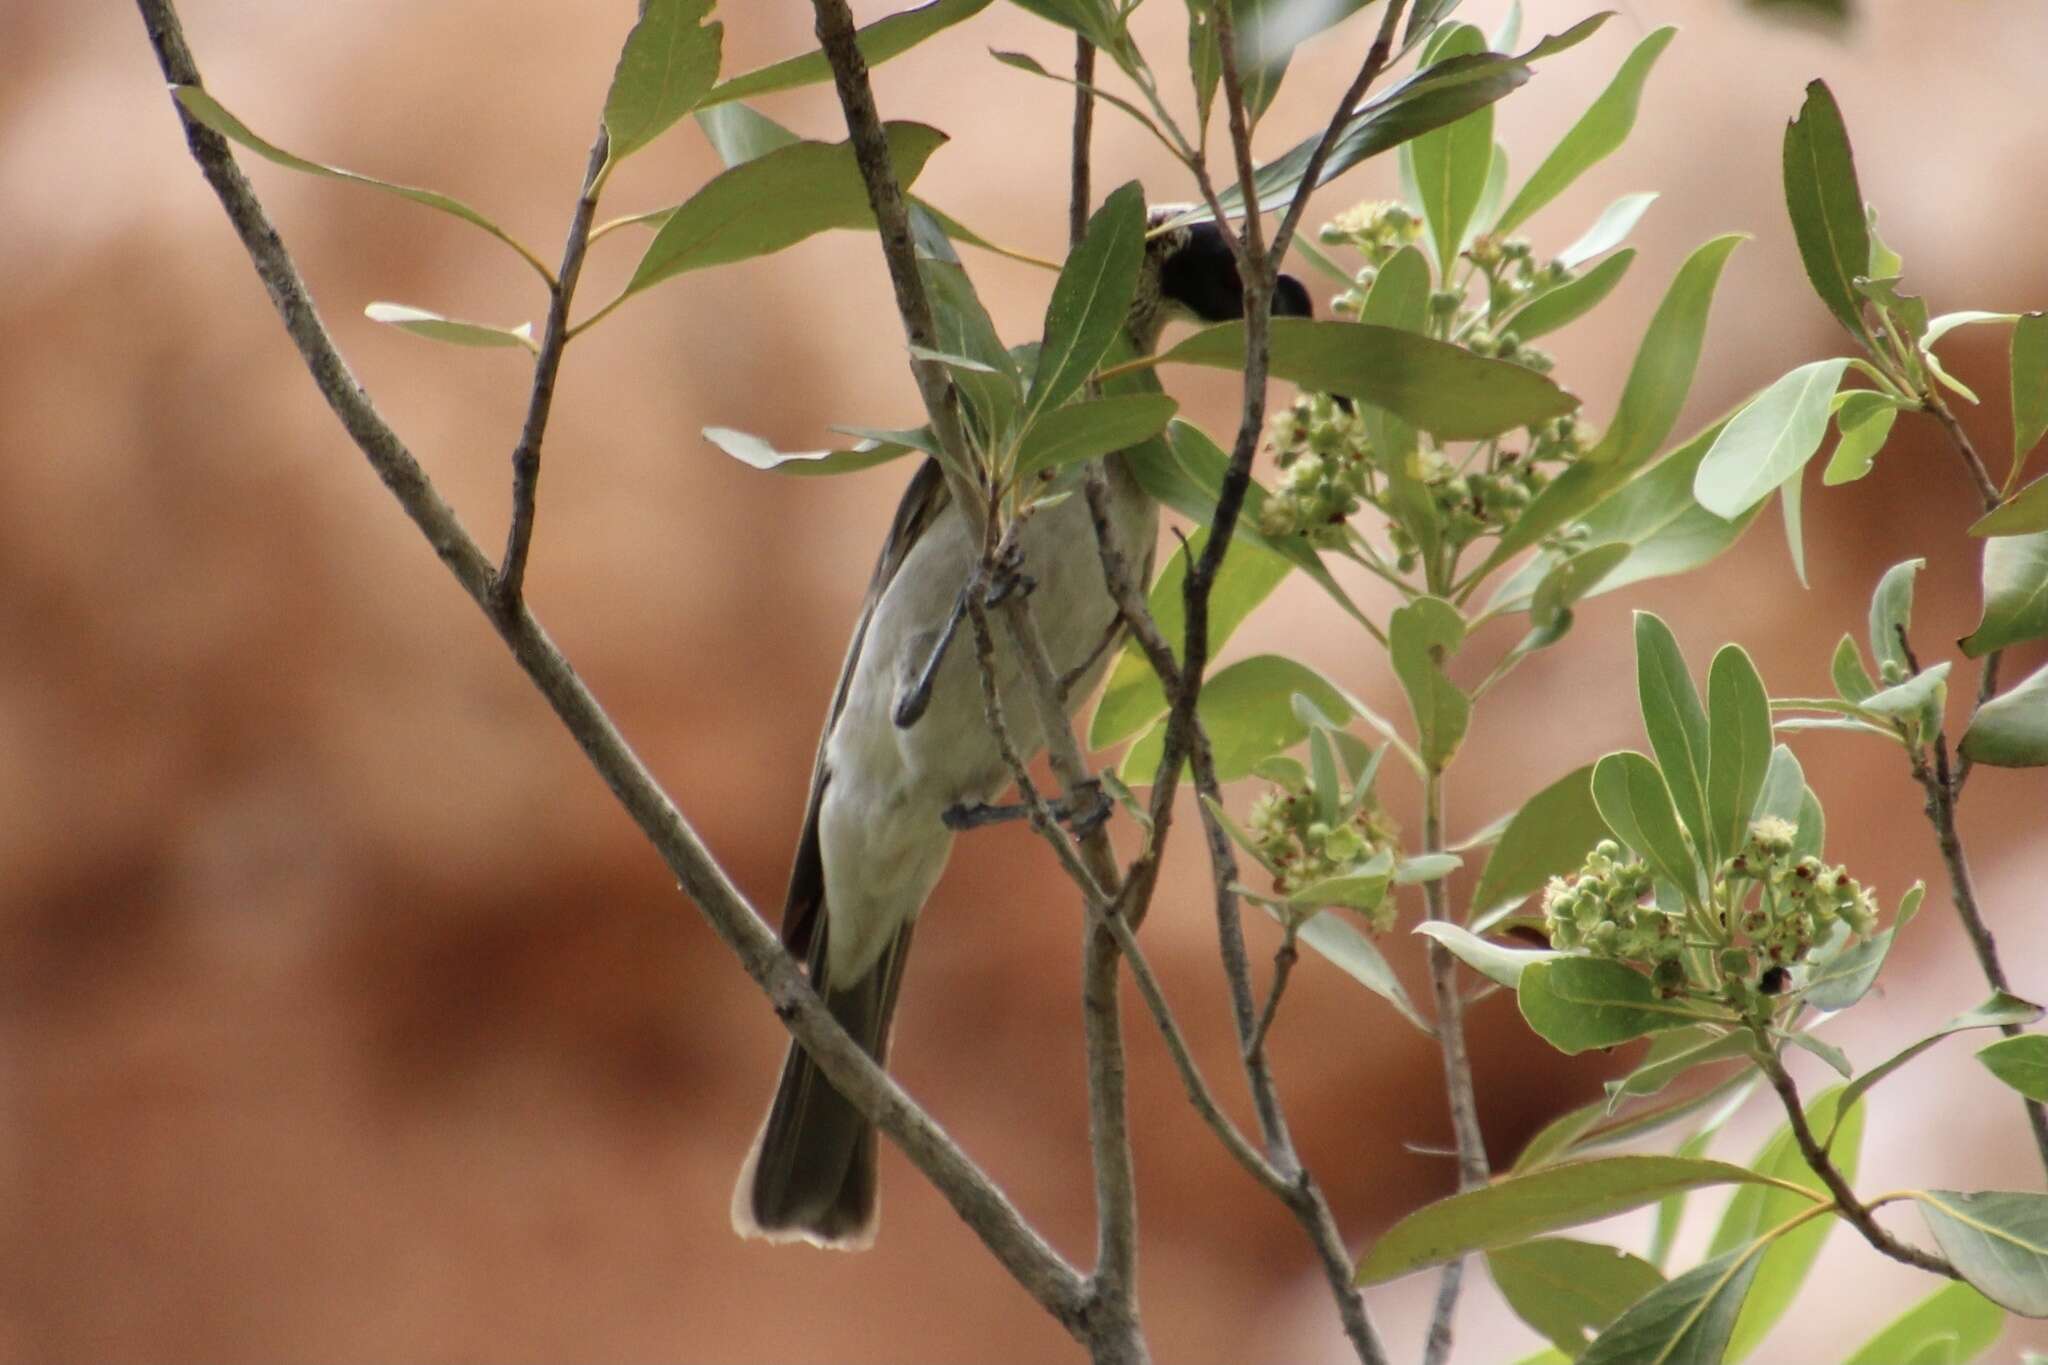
{"left": 5, "top": 0, "right": 2047, "bottom": 1359}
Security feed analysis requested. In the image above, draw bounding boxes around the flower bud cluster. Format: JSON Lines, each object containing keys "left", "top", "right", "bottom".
{"left": 1246, "top": 783, "right": 1399, "bottom": 930}
{"left": 1258, "top": 394, "right": 1372, "bottom": 545}
{"left": 1541, "top": 840, "right": 1673, "bottom": 961}
{"left": 1723, "top": 816, "right": 1882, "bottom": 969}
{"left": 1320, "top": 203, "right": 1424, "bottom": 313}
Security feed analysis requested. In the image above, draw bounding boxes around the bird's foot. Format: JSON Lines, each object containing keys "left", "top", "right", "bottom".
{"left": 942, "top": 780, "right": 1112, "bottom": 839}
{"left": 983, "top": 540, "right": 1035, "bottom": 606}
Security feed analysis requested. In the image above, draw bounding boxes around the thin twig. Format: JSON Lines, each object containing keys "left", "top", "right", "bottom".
{"left": 1070, "top": 35, "right": 1096, "bottom": 250}
{"left": 135, "top": 0, "right": 1092, "bottom": 1327}
{"left": 1756, "top": 1041, "right": 1962, "bottom": 1279}
{"left": 1421, "top": 768, "right": 1490, "bottom": 1365}
{"left": 494, "top": 124, "right": 609, "bottom": 615}
{"left": 1245, "top": 922, "right": 1300, "bottom": 1062}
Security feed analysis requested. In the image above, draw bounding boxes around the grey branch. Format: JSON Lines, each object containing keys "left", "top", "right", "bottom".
{"left": 136, "top": 0, "right": 1093, "bottom": 1334}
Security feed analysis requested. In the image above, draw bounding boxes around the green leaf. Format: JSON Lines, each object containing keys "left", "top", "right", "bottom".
{"left": 702, "top": 0, "right": 991, "bottom": 108}
{"left": 1157, "top": 318, "right": 1577, "bottom": 440}
{"left": 1915, "top": 1190, "right": 2048, "bottom": 1316}
{"left": 601, "top": 0, "right": 723, "bottom": 164}
{"left": 1593, "top": 751, "right": 1701, "bottom": 900}
{"left": 694, "top": 102, "right": 800, "bottom": 165}
{"left": 1508, "top": 249, "right": 1635, "bottom": 342}
{"left": 1358, "top": 246, "right": 1441, "bottom": 569}
{"left": 1779, "top": 463, "right": 1807, "bottom": 588}
{"left": 1520, "top": 958, "right": 1698, "bottom": 1055}
{"left": 1028, "top": 182, "right": 1146, "bottom": 421}
{"left": 1532, "top": 543, "right": 1631, "bottom": 631}
{"left": 1822, "top": 390, "right": 1904, "bottom": 486}
{"left": 1488, "top": 1238, "right": 1666, "bottom": 1359}
{"left": 1120, "top": 655, "right": 1350, "bottom": 784}
{"left": 1693, "top": 359, "right": 1851, "bottom": 518}
{"left": 1828, "top": 992, "right": 2042, "bottom": 1138}
{"left": 1715, "top": 1087, "right": 1862, "bottom": 1360}
{"left": 1972, "top": 470, "right": 2048, "bottom": 537}
{"left": 624, "top": 122, "right": 947, "bottom": 296}
{"left": 1559, "top": 192, "right": 1658, "bottom": 268}
{"left": 1005, "top": 0, "right": 1119, "bottom": 48}
{"left": 1358, "top": 1154, "right": 1790, "bottom": 1284}
{"left": 1797, "top": 883, "right": 1918, "bottom": 1012}
{"left": 1782, "top": 80, "right": 1872, "bottom": 342}
{"left": 362, "top": 302, "right": 534, "bottom": 351}
{"left": 1980, "top": 1034, "right": 2048, "bottom": 1102}
{"left": 1389, "top": 597, "right": 1469, "bottom": 771}
{"left": 1923, "top": 309, "right": 2019, "bottom": 350}
{"left": 2014, "top": 312, "right": 2048, "bottom": 468}
{"left": 1414, "top": 922, "right": 1564, "bottom": 989}
{"left": 1404, "top": 24, "right": 1494, "bottom": 270}
{"left": 920, "top": 254, "right": 1021, "bottom": 436}
{"left": 1473, "top": 235, "right": 1744, "bottom": 582}
{"left": 1295, "top": 908, "right": 1430, "bottom": 1031}
{"left": 1860, "top": 662, "right": 1950, "bottom": 722}
{"left": 1090, "top": 529, "right": 1291, "bottom": 748}
{"left": 1653, "top": 1131, "right": 1712, "bottom": 1269}
{"left": 1962, "top": 530, "right": 2048, "bottom": 656}
{"left": 1831, "top": 634, "right": 1879, "bottom": 703}
{"left": 1470, "top": 765, "right": 1607, "bottom": 922}
{"left": 702, "top": 426, "right": 922, "bottom": 477}
{"left": 1579, "top": 1248, "right": 1765, "bottom": 1365}
{"left": 1869, "top": 556, "right": 1925, "bottom": 676}
{"left": 1705, "top": 646, "right": 1773, "bottom": 865}
{"left": 169, "top": 86, "right": 544, "bottom": 277}
{"left": 1496, "top": 26, "right": 1676, "bottom": 234}
{"left": 1011, "top": 394, "right": 1176, "bottom": 480}
{"left": 1514, "top": 1071, "right": 1757, "bottom": 1175}
{"left": 1842, "top": 1282, "right": 2006, "bottom": 1365}
{"left": 1606, "top": 1027, "right": 1752, "bottom": 1106}
{"left": 1633, "top": 613, "right": 1712, "bottom": 862}
{"left": 1960, "top": 660, "right": 2048, "bottom": 767}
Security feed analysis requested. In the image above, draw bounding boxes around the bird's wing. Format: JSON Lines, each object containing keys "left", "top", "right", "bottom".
{"left": 780, "top": 457, "right": 953, "bottom": 959}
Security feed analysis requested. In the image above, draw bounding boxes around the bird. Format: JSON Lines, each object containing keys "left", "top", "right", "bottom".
{"left": 732, "top": 209, "right": 1314, "bottom": 1249}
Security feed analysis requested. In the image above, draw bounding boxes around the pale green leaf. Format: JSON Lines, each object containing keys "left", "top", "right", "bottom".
{"left": 1496, "top": 26, "right": 1676, "bottom": 234}
{"left": 363, "top": 302, "right": 534, "bottom": 351}
{"left": 1693, "top": 359, "right": 1851, "bottom": 518}
{"left": 1960, "top": 660, "right": 2048, "bottom": 767}
{"left": 602, "top": 0, "right": 723, "bottom": 163}
{"left": 1916, "top": 1190, "right": 2048, "bottom": 1316}
{"left": 1962, "top": 530, "right": 2048, "bottom": 656}
{"left": 701, "top": 0, "right": 991, "bottom": 108}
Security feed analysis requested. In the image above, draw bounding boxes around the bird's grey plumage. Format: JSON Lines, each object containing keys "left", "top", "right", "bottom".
{"left": 733, "top": 211, "right": 1309, "bottom": 1249}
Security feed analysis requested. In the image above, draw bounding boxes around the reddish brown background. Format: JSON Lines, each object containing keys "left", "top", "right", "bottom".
{"left": 5, "top": 0, "right": 2046, "bottom": 1359}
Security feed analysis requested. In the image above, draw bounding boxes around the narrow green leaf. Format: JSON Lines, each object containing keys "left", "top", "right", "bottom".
{"left": 1693, "top": 359, "right": 1851, "bottom": 518}
{"left": 1389, "top": 597, "right": 1470, "bottom": 771}
{"left": 601, "top": 0, "right": 723, "bottom": 164}
{"left": 625, "top": 122, "right": 947, "bottom": 295}
{"left": 1013, "top": 393, "right": 1176, "bottom": 479}
{"left": 1358, "top": 245, "right": 1440, "bottom": 571}
{"left": 1705, "top": 645, "right": 1773, "bottom": 865}
{"left": 1405, "top": 24, "right": 1494, "bottom": 270}
{"left": 1514, "top": 1071, "right": 1756, "bottom": 1175}
{"left": 1520, "top": 958, "right": 1699, "bottom": 1054}
{"left": 1828, "top": 992, "right": 2042, "bottom": 1136}
{"left": 694, "top": 101, "right": 799, "bottom": 166}
{"left": 1474, "top": 235, "right": 1744, "bottom": 582}
{"left": 1922, "top": 309, "right": 2019, "bottom": 350}
{"left": 1634, "top": 613, "right": 1712, "bottom": 861}
{"left": 1580, "top": 1248, "right": 1765, "bottom": 1365}
{"left": 1960, "top": 660, "right": 2048, "bottom": 767}
{"left": 1296, "top": 908, "right": 1430, "bottom": 1030}
{"left": 363, "top": 302, "right": 534, "bottom": 351}
{"left": 1470, "top": 765, "right": 1606, "bottom": 921}
{"left": 1029, "top": 181, "right": 1146, "bottom": 421}
{"left": 920, "top": 253, "right": 1021, "bottom": 435}
{"left": 2014, "top": 312, "right": 2048, "bottom": 468}
{"left": 1780, "top": 463, "right": 1808, "bottom": 587}
{"left": 1532, "top": 543, "right": 1632, "bottom": 631}
{"left": 702, "top": 0, "right": 991, "bottom": 108}
{"left": 702, "top": 426, "right": 920, "bottom": 477}
{"left": 1414, "top": 922, "right": 1564, "bottom": 989}
{"left": 1962, "top": 530, "right": 2048, "bottom": 657}
{"left": 1559, "top": 192, "right": 1658, "bottom": 268}
{"left": 1718, "top": 1087, "right": 1863, "bottom": 1360}
{"left": 1859, "top": 661, "right": 1950, "bottom": 721}
{"left": 1915, "top": 1190, "right": 2048, "bottom": 1316}
{"left": 1782, "top": 80, "right": 1872, "bottom": 342}
{"left": 1359, "top": 1154, "right": 1789, "bottom": 1284}
{"left": 1831, "top": 634, "right": 1878, "bottom": 703}
{"left": 1120, "top": 655, "right": 1350, "bottom": 784}
{"left": 1593, "top": 751, "right": 1700, "bottom": 899}
{"left": 1090, "top": 528, "right": 1290, "bottom": 747}
{"left": 1971, "top": 470, "right": 2048, "bottom": 537}
{"left": 1156, "top": 318, "right": 1578, "bottom": 440}
{"left": 1508, "top": 249, "right": 1635, "bottom": 341}
{"left": 1488, "top": 1238, "right": 1666, "bottom": 1359}
{"left": 1842, "top": 1282, "right": 2006, "bottom": 1365}
{"left": 169, "top": 85, "right": 542, "bottom": 276}
{"left": 1496, "top": 26, "right": 1676, "bottom": 234}
{"left": 1979, "top": 1035, "right": 2048, "bottom": 1102}
{"left": 1607, "top": 1027, "right": 1752, "bottom": 1106}
{"left": 1653, "top": 1131, "right": 1713, "bottom": 1269}
{"left": 1869, "top": 556, "right": 1925, "bottom": 675}
{"left": 1822, "top": 389, "right": 1904, "bottom": 486}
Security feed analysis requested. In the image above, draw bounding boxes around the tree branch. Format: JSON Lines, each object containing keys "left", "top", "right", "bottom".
{"left": 1756, "top": 1040, "right": 1961, "bottom": 1279}
{"left": 137, "top": 0, "right": 1092, "bottom": 1333}
{"left": 494, "top": 124, "right": 609, "bottom": 615}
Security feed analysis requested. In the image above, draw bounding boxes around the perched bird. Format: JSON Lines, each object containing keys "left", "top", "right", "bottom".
{"left": 733, "top": 212, "right": 1313, "bottom": 1249}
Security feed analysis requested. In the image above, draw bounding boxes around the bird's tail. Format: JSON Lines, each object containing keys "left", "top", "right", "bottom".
{"left": 731, "top": 920, "right": 915, "bottom": 1250}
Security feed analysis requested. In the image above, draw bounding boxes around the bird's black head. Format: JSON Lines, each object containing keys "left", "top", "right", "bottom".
{"left": 1157, "top": 220, "right": 1314, "bottom": 324}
